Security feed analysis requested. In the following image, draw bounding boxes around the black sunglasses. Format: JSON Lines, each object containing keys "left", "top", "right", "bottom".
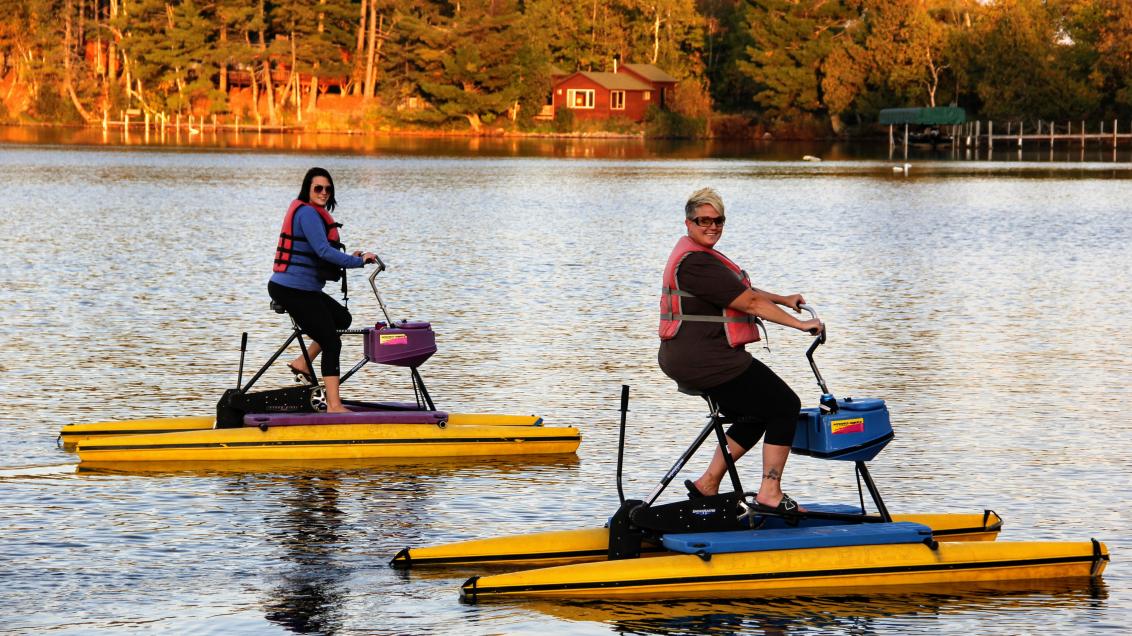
{"left": 691, "top": 216, "right": 725, "bottom": 227}
{"left": 312, "top": 184, "right": 334, "bottom": 194}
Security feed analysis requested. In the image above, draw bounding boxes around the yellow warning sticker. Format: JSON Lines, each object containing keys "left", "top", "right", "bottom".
{"left": 380, "top": 334, "right": 409, "bottom": 345}
{"left": 831, "top": 418, "right": 865, "bottom": 435}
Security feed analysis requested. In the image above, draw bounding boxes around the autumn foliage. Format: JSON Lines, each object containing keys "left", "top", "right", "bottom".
{"left": 2, "top": 0, "right": 1131, "bottom": 136}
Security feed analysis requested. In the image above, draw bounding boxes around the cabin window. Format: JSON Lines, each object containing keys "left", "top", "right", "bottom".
{"left": 610, "top": 90, "right": 626, "bottom": 110}
{"left": 643, "top": 91, "right": 651, "bottom": 101}
{"left": 567, "top": 89, "right": 595, "bottom": 109}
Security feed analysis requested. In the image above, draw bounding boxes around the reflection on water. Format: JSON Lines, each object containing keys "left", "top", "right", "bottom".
{"left": 521, "top": 580, "right": 1110, "bottom": 634}
{"left": 0, "top": 142, "right": 1129, "bottom": 634}
{"left": 8, "top": 124, "right": 1132, "bottom": 163}
{"left": 264, "top": 476, "right": 349, "bottom": 634}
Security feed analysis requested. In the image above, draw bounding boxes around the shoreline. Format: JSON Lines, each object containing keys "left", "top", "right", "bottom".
{"left": 0, "top": 121, "right": 651, "bottom": 140}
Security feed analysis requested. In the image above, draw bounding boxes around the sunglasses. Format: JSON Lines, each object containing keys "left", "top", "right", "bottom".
{"left": 691, "top": 216, "right": 725, "bottom": 228}
{"left": 312, "top": 184, "right": 334, "bottom": 194}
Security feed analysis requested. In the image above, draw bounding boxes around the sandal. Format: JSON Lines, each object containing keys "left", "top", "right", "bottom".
{"left": 684, "top": 479, "right": 707, "bottom": 500}
{"left": 755, "top": 493, "right": 803, "bottom": 526}
{"left": 288, "top": 363, "right": 315, "bottom": 384}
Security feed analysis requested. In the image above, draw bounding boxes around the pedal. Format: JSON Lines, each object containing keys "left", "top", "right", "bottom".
{"left": 736, "top": 493, "right": 767, "bottom": 530}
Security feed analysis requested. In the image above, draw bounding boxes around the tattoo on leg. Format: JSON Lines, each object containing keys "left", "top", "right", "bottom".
{"left": 763, "top": 469, "right": 781, "bottom": 481}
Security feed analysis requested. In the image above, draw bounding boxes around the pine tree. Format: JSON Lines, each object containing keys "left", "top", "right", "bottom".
{"left": 738, "top": 0, "right": 856, "bottom": 122}
{"left": 400, "top": 0, "right": 527, "bottom": 131}
{"left": 1062, "top": 0, "right": 1132, "bottom": 118}
{"left": 959, "top": 0, "right": 1095, "bottom": 120}
{"left": 270, "top": 0, "right": 354, "bottom": 116}
{"left": 116, "top": 0, "right": 215, "bottom": 114}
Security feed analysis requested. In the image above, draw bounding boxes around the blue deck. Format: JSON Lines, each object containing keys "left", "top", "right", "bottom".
{"left": 662, "top": 521, "right": 932, "bottom": 555}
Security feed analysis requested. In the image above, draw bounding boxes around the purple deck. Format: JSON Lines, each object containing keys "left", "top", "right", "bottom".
{"left": 244, "top": 409, "right": 448, "bottom": 428}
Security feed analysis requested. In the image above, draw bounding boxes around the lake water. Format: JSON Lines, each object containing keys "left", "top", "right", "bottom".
{"left": 1, "top": 129, "right": 1129, "bottom": 634}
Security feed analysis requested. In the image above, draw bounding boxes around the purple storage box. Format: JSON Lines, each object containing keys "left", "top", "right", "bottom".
{"left": 364, "top": 321, "right": 437, "bottom": 367}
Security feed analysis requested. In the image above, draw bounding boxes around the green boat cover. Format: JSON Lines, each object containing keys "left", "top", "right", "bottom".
{"left": 878, "top": 107, "right": 966, "bottom": 125}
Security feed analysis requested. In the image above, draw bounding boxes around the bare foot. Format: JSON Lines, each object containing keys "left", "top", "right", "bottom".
{"left": 325, "top": 406, "right": 351, "bottom": 414}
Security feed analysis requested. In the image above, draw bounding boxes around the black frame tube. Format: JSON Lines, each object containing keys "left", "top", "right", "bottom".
{"left": 706, "top": 395, "right": 746, "bottom": 496}
{"left": 236, "top": 332, "right": 248, "bottom": 390}
{"left": 616, "top": 385, "right": 629, "bottom": 505}
{"left": 239, "top": 329, "right": 302, "bottom": 394}
{"left": 856, "top": 461, "right": 892, "bottom": 522}
{"left": 640, "top": 400, "right": 745, "bottom": 506}
{"left": 411, "top": 367, "right": 436, "bottom": 411}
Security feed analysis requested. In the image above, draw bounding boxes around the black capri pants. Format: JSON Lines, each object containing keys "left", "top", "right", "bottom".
{"left": 705, "top": 359, "right": 801, "bottom": 449}
{"left": 268, "top": 281, "right": 353, "bottom": 377}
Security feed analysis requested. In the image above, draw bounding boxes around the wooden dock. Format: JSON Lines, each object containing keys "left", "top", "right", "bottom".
{"left": 100, "top": 110, "right": 302, "bottom": 134}
{"left": 890, "top": 119, "right": 1132, "bottom": 152}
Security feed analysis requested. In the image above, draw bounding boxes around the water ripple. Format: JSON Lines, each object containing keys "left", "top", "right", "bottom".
{"left": 0, "top": 144, "right": 1128, "bottom": 633}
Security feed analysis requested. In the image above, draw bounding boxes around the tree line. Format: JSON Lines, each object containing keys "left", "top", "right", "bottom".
{"left": 1, "top": 0, "right": 1130, "bottom": 135}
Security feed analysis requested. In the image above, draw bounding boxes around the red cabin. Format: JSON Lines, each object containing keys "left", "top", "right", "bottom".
{"left": 550, "top": 62, "right": 677, "bottom": 123}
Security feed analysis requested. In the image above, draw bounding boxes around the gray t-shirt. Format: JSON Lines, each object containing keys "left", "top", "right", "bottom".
{"left": 658, "top": 251, "right": 753, "bottom": 390}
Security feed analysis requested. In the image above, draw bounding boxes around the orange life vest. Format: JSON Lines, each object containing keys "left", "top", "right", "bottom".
{"left": 658, "top": 235, "right": 762, "bottom": 348}
{"left": 273, "top": 199, "right": 345, "bottom": 280}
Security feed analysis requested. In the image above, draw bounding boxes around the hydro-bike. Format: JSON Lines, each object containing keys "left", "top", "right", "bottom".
{"left": 62, "top": 257, "right": 582, "bottom": 464}
{"left": 391, "top": 305, "right": 1108, "bottom": 602}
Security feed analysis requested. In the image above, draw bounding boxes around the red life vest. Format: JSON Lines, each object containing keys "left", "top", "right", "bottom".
{"left": 273, "top": 199, "right": 345, "bottom": 280}
{"left": 658, "top": 235, "right": 762, "bottom": 348}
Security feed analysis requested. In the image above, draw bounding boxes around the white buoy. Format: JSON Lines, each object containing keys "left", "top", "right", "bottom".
{"left": 802, "top": 155, "right": 822, "bottom": 162}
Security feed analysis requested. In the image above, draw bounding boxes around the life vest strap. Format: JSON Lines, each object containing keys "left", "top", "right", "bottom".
{"left": 278, "top": 234, "right": 344, "bottom": 249}
{"left": 275, "top": 259, "right": 319, "bottom": 269}
{"left": 661, "top": 286, "right": 696, "bottom": 298}
{"left": 660, "top": 312, "right": 758, "bottom": 324}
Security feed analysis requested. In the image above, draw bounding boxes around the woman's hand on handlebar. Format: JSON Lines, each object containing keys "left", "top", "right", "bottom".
{"left": 781, "top": 293, "right": 806, "bottom": 312}
{"left": 353, "top": 250, "right": 378, "bottom": 264}
{"left": 800, "top": 318, "right": 823, "bottom": 336}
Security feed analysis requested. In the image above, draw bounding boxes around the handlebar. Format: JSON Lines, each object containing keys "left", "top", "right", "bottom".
{"left": 798, "top": 303, "right": 825, "bottom": 341}
{"left": 366, "top": 254, "right": 396, "bottom": 326}
{"left": 799, "top": 303, "right": 832, "bottom": 398}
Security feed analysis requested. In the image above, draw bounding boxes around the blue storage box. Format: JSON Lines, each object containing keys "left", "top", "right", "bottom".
{"left": 792, "top": 397, "right": 894, "bottom": 461}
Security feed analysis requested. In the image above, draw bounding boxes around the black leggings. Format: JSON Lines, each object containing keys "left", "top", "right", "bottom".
{"left": 705, "top": 359, "right": 801, "bottom": 450}
{"left": 268, "top": 282, "right": 353, "bottom": 377}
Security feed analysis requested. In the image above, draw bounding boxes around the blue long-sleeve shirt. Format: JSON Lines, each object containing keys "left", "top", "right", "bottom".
{"left": 270, "top": 204, "right": 364, "bottom": 291}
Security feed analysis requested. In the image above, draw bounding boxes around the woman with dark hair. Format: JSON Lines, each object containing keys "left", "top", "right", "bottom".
{"left": 269, "top": 167, "right": 376, "bottom": 413}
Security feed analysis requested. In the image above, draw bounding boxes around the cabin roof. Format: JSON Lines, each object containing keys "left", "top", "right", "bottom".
{"left": 878, "top": 107, "right": 966, "bottom": 125}
{"left": 621, "top": 63, "right": 677, "bottom": 84}
{"left": 565, "top": 71, "right": 654, "bottom": 91}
